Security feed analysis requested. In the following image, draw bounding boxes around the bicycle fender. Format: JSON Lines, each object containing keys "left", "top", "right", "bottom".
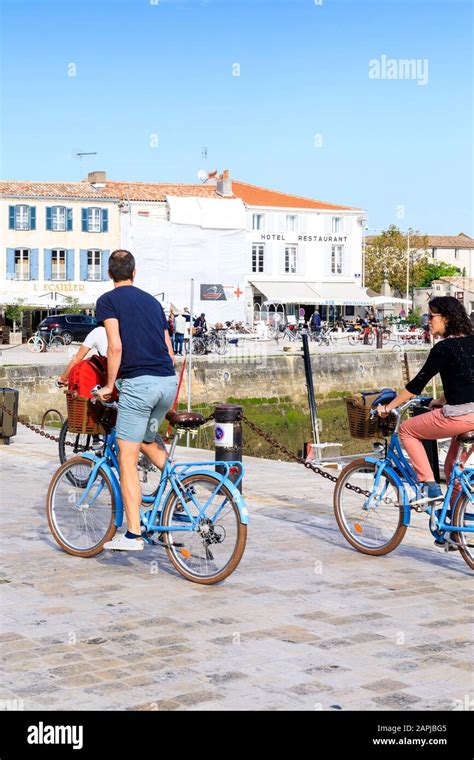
{"left": 364, "top": 456, "right": 411, "bottom": 526}
{"left": 176, "top": 468, "right": 249, "bottom": 525}
{"left": 80, "top": 452, "right": 124, "bottom": 527}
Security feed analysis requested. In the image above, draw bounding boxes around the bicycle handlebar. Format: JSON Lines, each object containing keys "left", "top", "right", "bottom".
{"left": 90, "top": 385, "right": 119, "bottom": 409}
{"left": 370, "top": 396, "right": 432, "bottom": 435}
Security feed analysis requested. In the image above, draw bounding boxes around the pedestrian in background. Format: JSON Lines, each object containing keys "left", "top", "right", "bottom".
{"left": 174, "top": 312, "right": 186, "bottom": 355}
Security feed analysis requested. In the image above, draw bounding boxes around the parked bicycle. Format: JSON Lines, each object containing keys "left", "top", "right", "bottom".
{"left": 334, "top": 395, "right": 474, "bottom": 569}
{"left": 185, "top": 328, "right": 227, "bottom": 356}
{"left": 46, "top": 387, "right": 248, "bottom": 583}
{"left": 27, "top": 329, "right": 65, "bottom": 353}
{"left": 309, "top": 325, "right": 335, "bottom": 347}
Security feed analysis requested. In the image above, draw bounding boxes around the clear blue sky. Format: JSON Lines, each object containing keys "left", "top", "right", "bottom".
{"left": 1, "top": 0, "right": 472, "bottom": 235}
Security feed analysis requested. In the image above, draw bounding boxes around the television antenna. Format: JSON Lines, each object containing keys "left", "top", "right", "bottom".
{"left": 73, "top": 149, "right": 98, "bottom": 179}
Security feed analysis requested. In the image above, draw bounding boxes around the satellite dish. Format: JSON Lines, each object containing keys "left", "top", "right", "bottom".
{"left": 197, "top": 169, "right": 208, "bottom": 182}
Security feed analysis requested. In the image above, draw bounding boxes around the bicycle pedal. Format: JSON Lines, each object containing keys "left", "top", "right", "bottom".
{"left": 444, "top": 543, "right": 458, "bottom": 552}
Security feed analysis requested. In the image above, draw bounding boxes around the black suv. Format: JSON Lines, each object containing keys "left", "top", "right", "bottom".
{"left": 37, "top": 314, "right": 97, "bottom": 344}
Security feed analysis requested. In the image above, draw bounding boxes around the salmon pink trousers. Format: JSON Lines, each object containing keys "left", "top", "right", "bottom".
{"left": 399, "top": 408, "right": 474, "bottom": 487}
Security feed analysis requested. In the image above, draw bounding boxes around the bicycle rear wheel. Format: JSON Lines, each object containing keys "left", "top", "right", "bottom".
{"left": 59, "top": 419, "right": 98, "bottom": 463}
{"left": 27, "top": 336, "right": 45, "bottom": 353}
{"left": 334, "top": 459, "right": 406, "bottom": 555}
{"left": 46, "top": 456, "right": 116, "bottom": 557}
{"left": 161, "top": 473, "right": 247, "bottom": 584}
{"left": 452, "top": 493, "right": 474, "bottom": 569}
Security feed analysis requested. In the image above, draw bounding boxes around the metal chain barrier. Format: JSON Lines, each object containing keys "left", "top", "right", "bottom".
{"left": 0, "top": 403, "right": 75, "bottom": 447}
{"left": 1, "top": 402, "right": 371, "bottom": 495}
{"left": 239, "top": 412, "right": 371, "bottom": 497}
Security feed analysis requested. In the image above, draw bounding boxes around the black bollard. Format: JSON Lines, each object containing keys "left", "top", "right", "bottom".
{"left": 214, "top": 403, "right": 243, "bottom": 493}
{"left": 376, "top": 326, "right": 383, "bottom": 349}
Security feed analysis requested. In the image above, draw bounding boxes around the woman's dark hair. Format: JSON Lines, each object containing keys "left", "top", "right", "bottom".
{"left": 108, "top": 249, "right": 135, "bottom": 282}
{"left": 428, "top": 296, "right": 473, "bottom": 337}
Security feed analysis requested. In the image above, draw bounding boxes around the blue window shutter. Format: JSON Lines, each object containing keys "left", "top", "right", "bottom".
{"left": 6, "top": 248, "right": 15, "bottom": 279}
{"left": 101, "top": 208, "right": 109, "bottom": 232}
{"left": 30, "top": 249, "right": 39, "bottom": 280}
{"left": 46, "top": 207, "right": 52, "bottom": 231}
{"left": 66, "top": 249, "right": 75, "bottom": 280}
{"left": 82, "top": 208, "right": 88, "bottom": 232}
{"left": 44, "top": 249, "right": 52, "bottom": 280}
{"left": 101, "top": 250, "right": 110, "bottom": 280}
{"left": 30, "top": 207, "right": 36, "bottom": 230}
{"left": 8, "top": 206, "right": 15, "bottom": 229}
{"left": 80, "top": 249, "right": 88, "bottom": 280}
{"left": 67, "top": 208, "right": 73, "bottom": 231}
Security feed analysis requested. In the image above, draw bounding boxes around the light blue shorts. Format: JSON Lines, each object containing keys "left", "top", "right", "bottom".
{"left": 115, "top": 375, "right": 178, "bottom": 443}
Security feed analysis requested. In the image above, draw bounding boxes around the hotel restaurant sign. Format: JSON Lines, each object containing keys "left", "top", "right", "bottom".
{"left": 260, "top": 234, "right": 348, "bottom": 243}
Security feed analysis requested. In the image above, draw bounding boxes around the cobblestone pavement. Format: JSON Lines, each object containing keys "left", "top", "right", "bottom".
{"left": 0, "top": 427, "right": 471, "bottom": 712}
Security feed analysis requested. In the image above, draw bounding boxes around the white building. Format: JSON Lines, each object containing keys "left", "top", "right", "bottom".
{"left": 423, "top": 234, "right": 474, "bottom": 277}
{"left": 1, "top": 170, "right": 368, "bottom": 328}
{"left": 229, "top": 178, "right": 366, "bottom": 323}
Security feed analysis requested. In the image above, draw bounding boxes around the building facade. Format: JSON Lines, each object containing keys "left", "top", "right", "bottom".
{"left": 0, "top": 174, "right": 120, "bottom": 327}
{"left": 423, "top": 234, "right": 474, "bottom": 278}
{"left": 414, "top": 276, "right": 474, "bottom": 316}
{"left": 230, "top": 180, "right": 366, "bottom": 323}
{"left": 1, "top": 171, "right": 367, "bottom": 328}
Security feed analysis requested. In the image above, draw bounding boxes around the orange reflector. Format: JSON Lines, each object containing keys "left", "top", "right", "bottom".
{"left": 180, "top": 549, "right": 191, "bottom": 558}
{"left": 354, "top": 523, "right": 363, "bottom": 534}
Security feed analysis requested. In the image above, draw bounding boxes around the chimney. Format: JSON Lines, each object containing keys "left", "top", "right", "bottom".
{"left": 87, "top": 171, "right": 107, "bottom": 187}
{"left": 216, "top": 169, "right": 232, "bottom": 197}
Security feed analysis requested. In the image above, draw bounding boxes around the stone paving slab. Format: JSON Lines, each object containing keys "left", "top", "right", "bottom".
{"left": 0, "top": 426, "right": 472, "bottom": 711}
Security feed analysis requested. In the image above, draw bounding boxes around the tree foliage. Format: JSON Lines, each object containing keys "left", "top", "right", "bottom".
{"left": 61, "top": 297, "right": 83, "bottom": 314}
{"left": 415, "top": 261, "right": 461, "bottom": 288}
{"left": 365, "top": 225, "right": 429, "bottom": 295}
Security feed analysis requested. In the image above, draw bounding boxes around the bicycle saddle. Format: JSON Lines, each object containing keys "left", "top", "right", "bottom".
{"left": 166, "top": 411, "right": 205, "bottom": 429}
{"left": 457, "top": 431, "right": 474, "bottom": 444}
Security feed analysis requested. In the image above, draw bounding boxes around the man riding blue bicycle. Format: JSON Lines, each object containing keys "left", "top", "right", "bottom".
{"left": 96, "top": 249, "right": 177, "bottom": 551}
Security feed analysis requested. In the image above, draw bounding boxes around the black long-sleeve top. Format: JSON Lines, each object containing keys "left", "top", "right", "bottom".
{"left": 406, "top": 335, "right": 474, "bottom": 404}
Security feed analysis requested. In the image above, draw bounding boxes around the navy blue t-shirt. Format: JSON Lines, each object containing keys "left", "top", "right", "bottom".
{"left": 96, "top": 286, "right": 175, "bottom": 379}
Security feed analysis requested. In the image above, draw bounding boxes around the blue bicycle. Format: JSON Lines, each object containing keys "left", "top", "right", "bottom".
{"left": 334, "top": 396, "right": 474, "bottom": 570}
{"left": 46, "top": 394, "right": 248, "bottom": 584}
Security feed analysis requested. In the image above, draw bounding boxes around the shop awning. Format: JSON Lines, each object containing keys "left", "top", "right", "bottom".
{"left": 250, "top": 281, "right": 322, "bottom": 305}
{"left": 313, "top": 283, "right": 374, "bottom": 306}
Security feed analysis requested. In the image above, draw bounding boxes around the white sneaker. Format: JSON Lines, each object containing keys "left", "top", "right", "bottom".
{"left": 103, "top": 533, "right": 144, "bottom": 551}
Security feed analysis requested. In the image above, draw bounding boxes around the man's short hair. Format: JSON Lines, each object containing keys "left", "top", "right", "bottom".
{"left": 108, "top": 250, "right": 135, "bottom": 282}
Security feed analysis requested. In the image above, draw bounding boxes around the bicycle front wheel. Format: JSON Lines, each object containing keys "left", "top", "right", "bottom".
{"left": 161, "top": 473, "right": 247, "bottom": 584}
{"left": 334, "top": 459, "right": 406, "bottom": 555}
{"left": 51, "top": 335, "right": 65, "bottom": 352}
{"left": 46, "top": 456, "right": 116, "bottom": 557}
{"left": 348, "top": 335, "right": 358, "bottom": 346}
{"left": 452, "top": 493, "right": 474, "bottom": 570}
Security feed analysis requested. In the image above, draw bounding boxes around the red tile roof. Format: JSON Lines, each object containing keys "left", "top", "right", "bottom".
{"left": 365, "top": 233, "right": 474, "bottom": 249}
{"left": 0, "top": 178, "right": 361, "bottom": 210}
{"left": 0, "top": 180, "right": 222, "bottom": 201}
{"left": 424, "top": 234, "right": 474, "bottom": 248}
{"left": 231, "top": 180, "right": 361, "bottom": 211}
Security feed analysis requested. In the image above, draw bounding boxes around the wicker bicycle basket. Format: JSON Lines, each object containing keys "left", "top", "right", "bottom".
{"left": 345, "top": 395, "right": 380, "bottom": 439}
{"left": 66, "top": 391, "right": 116, "bottom": 435}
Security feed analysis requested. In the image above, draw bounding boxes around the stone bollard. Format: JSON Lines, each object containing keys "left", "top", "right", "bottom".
{"left": 214, "top": 403, "right": 243, "bottom": 493}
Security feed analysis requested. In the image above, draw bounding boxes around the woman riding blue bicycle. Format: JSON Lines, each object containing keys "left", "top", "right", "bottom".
{"left": 376, "top": 296, "right": 474, "bottom": 503}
